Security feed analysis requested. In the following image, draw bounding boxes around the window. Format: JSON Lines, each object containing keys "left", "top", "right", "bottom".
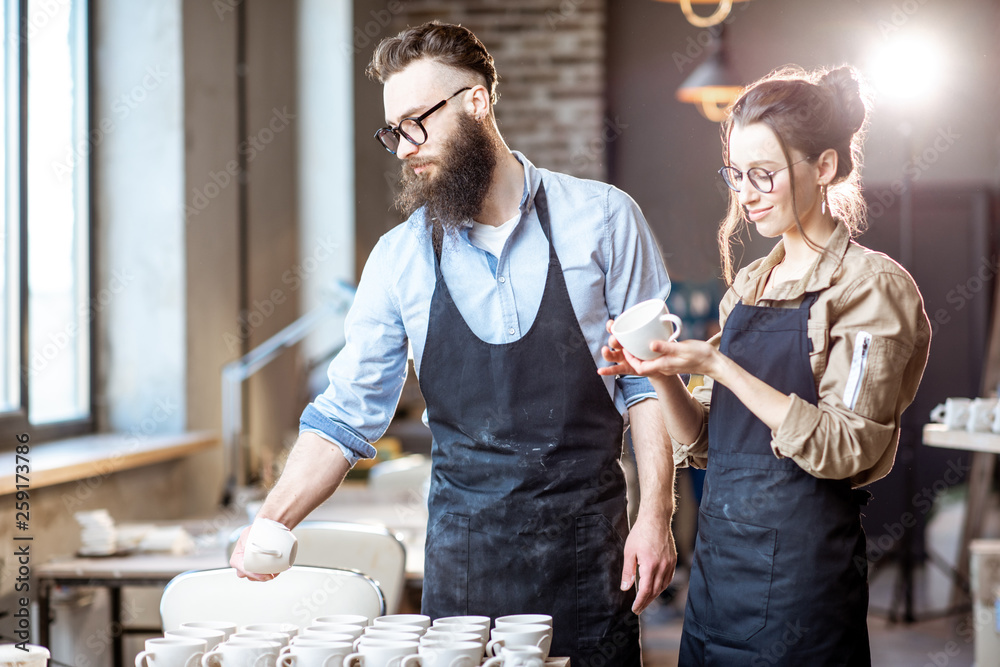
{"left": 1, "top": 0, "right": 92, "bottom": 441}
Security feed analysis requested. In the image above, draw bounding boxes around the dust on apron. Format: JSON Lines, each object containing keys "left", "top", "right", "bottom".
{"left": 680, "top": 293, "right": 871, "bottom": 666}
{"left": 418, "top": 183, "right": 641, "bottom": 666}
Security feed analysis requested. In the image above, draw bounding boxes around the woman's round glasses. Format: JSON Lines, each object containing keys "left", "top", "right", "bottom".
{"left": 718, "top": 157, "right": 810, "bottom": 194}
{"left": 374, "top": 87, "right": 471, "bottom": 155}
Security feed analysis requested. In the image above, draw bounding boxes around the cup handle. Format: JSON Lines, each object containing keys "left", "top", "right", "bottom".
{"left": 185, "top": 652, "right": 206, "bottom": 667}
{"left": 280, "top": 655, "right": 295, "bottom": 667}
{"left": 202, "top": 651, "right": 222, "bottom": 667}
{"left": 343, "top": 654, "right": 362, "bottom": 667}
{"left": 481, "top": 658, "right": 502, "bottom": 667}
{"left": 400, "top": 656, "right": 422, "bottom": 667}
{"left": 930, "top": 404, "right": 946, "bottom": 423}
{"left": 135, "top": 651, "right": 152, "bottom": 667}
{"left": 659, "top": 314, "right": 683, "bottom": 342}
{"left": 486, "top": 638, "right": 504, "bottom": 657}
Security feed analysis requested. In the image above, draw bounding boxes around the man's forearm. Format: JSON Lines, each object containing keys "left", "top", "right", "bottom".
{"left": 254, "top": 431, "right": 354, "bottom": 528}
{"left": 627, "top": 396, "right": 675, "bottom": 519}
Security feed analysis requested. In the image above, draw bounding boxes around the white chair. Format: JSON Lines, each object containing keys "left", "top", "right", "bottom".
{"left": 227, "top": 521, "right": 407, "bottom": 614}
{"left": 159, "top": 565, "right": 385, "bottom": 631}
{"left": 367, "top": 454, "right": 432, "bottom": 500}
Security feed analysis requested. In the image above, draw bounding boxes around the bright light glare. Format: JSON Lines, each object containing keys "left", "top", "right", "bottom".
{"left": 867, "top": 33, "right": 947, "bottom": 107}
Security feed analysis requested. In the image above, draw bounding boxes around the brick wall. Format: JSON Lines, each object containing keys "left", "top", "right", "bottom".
{"left": 384, "top": 0, "right": 609, "bottom": 181}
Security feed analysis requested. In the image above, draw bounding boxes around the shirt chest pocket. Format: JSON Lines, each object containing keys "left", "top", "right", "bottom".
{"left": 807, "top": 323, "right": 829, "bottom": 382}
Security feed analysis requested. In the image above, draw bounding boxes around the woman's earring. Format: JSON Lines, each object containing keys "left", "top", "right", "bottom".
{"left": 821, "top": 184, "right": 828, "bottom": 215}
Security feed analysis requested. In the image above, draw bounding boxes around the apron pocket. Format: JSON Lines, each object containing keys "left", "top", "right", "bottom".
{"left": 689, "top": 509, "right": 776, "bottom": 642}
{"left": 424, "top": 512, "right": 470, "bottom": 615}
{"left": 575, "top": 514, "right": 626, "bottom": 647}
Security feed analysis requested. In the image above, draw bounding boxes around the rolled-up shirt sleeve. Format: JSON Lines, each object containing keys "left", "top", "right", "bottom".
{"left": 771, "top": 271, "right": 930, "bottom": 485}
{"left": 604, "top": 187, "right": 672, "bottom": 412}
{"left": 299, "top": 236, "right": 409, "bottom": 464}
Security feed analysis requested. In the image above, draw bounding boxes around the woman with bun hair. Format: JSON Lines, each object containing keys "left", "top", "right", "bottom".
{"left": 600, "top": 66, "right": 930, "bottom": 664}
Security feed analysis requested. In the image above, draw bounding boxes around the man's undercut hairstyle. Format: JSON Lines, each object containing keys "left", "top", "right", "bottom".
{"left": 367, "top": 21, "right": 499, "bottom": 105}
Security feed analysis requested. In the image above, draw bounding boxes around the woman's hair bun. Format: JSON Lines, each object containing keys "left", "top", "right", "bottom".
{"left": 819, "top": 66, "right": 869, "bottom": 137}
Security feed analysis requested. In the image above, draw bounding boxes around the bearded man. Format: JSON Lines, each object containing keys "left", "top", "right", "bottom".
{"left": 231, "top": 21, "right": 676, "bottom": 666}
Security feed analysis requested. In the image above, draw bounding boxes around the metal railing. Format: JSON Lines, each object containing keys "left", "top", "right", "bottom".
{"left": 220, "top": 281, "right": 356, "bottom": 505}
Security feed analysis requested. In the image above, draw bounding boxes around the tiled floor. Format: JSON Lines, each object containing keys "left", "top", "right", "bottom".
{"left": 638, "top": 561, "right": 980, "bottom": 666}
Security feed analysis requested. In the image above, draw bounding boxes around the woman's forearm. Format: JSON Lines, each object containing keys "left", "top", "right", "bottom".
{"left": 649, "top": 374, "right": 706, "bottom": 445}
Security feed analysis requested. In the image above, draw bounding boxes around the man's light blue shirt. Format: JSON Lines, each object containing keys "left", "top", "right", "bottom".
{"left": 302, "top": 152, "right": 671, "bottom": 464}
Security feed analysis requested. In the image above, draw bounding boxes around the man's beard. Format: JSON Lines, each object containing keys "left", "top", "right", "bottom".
{"left": 394, "top": 112, "right": 500, "bottom": 239}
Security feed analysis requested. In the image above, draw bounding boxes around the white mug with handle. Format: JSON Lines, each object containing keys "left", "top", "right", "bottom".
{"left": 611, "top": 299, "right": 683, "bottom": 361}
{"left": 136, "top": 637, "right": 207, "bottom": 667}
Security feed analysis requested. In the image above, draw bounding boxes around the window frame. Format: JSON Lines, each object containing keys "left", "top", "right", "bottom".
{"left": 0, "top": 0, "right": 96, "bottom": 444}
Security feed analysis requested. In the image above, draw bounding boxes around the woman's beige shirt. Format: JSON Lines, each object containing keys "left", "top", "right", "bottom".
{"left": 674, "top": 222, "right": 931, "bottom": 487}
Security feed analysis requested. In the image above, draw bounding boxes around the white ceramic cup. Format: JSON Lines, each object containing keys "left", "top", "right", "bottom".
{"left": 400, "top": 642, "right": 482, "bottom": 667}
{"left": 181, "top": 623, "right": 238, "bottom": 642}
{"left": 481, "top": 645, "right": 546, "bottom": 667}
{"left": 0, "top": 644, "right": 49, "bottom": 667}
{"left": 231, "top": 633, "right": 290, "bottom": 649}
{"left": 278, "top": 642, "right": 352, "bottom": 667}
{"left": 493, "top": 615, "right": 552, "bottom": 630}
{"left": 930, "top": 398, "right": 973, "bottom": 430}
{"left": 363, "top": 627, "right": 424, "bottom": 639}
{"left": 242, "top": 518, "right": 298, "bottom": 575}
{"left": 202, "top": 640, "right": 281, "bottom": 667}
{"left": 610, "top": 299, "right": 683, "bottom": 361}
{"left": 354, "top": 635, "right": 420, "bottom": 652}
{"left": 486, "top": 625, "right": 551, "bottom": 660}
{"left": 167, "top": 627, "right": 226, "bottom": 651}
{"left": 291, "top": 635, "right": 355, "bottom": 646}
{"left": 243, "top": 625, "right": 300, "bottom": 641}
{"left": 136, "top": 637, "right": 207, "bottom": 667}
{"left": 425, "top": 623, "right": 486, "bottom": 645}
{"left": 967, "top": 397, "right": 997, "bottom": 432}
{"left": 312, "top": 616, "right": 369, "bottom": 628}
{"left": 303, "top": 626, "right": 366, "bottom": 642}
{"left": 419, "top": 631, "right": 481, "bottom": 648}
{"left": 342, "top": 640, "right": 418, "bottom": 667}
{"left": 372, "top": 616, "right": 431, "bottom": 631}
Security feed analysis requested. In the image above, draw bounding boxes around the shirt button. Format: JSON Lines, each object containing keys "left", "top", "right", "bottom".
{"left": 499, "top": 276, "right": 506, "bottom": 283}
{"left": 508, "top": 328, "right": 515, "bottom": 336}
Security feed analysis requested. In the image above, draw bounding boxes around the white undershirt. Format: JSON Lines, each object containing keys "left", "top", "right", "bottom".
{"left": 468, "top": 213, "right": 520, "bottom": 258}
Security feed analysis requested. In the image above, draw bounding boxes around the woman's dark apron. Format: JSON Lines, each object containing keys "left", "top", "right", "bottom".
{"left": 418, "top": 184, "right": 641, "bottom": 666}
{"left": 679, "top": 293, "right": 871, "bottom": 665}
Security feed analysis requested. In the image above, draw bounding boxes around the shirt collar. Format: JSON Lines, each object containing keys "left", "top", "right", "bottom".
{"left": 744, "top": 221, "right": 853, "bottom": 301}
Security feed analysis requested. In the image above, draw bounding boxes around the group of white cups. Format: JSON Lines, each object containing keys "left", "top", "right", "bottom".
{"left": 930, "top": 397, "right": 1000, "bottom": 433}
{"left": 139, "top": 613, "right": 554, "bottom": 667}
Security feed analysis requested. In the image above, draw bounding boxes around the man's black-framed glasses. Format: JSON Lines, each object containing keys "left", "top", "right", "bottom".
{"left": 718, "top": 157, "right": 810, "bottom": 194}
{"left": 374, "top": 87, "right": 471, "bottom": 155}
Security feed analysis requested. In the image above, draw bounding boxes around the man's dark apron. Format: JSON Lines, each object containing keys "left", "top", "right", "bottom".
{"left": 418, "top": 184, "right": 641, "bottom": 666}
{"left": 679, "top": 293, "right": 871, "bottom": 666}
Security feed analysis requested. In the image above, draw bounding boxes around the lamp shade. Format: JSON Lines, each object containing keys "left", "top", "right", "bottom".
{"left": 654, "top": 0, "right": 751, "bottom": 28}
{"left": 675, "top": 33, "right": 742, "bottom": 122}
